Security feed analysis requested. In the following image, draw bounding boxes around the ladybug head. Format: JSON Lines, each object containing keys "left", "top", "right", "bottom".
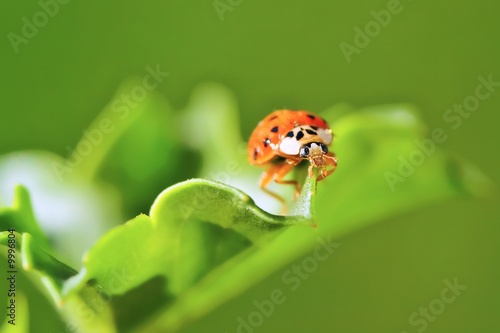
{"left": 299, "top": 142, "right": 329, "bottom": 166}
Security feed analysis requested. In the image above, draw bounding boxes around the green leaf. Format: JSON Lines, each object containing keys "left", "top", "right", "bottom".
{"left": 59, "top": 104, "right": 490, "bottom": 333}
{"left": 62, "top": 177, "right": 316, "bottom": 330}
{"left": 0, "top": 231, "right": 77, "bottom": 301}
{"left": 0, "top": 79, "right": 178, "bottom": 263}
{"left": 179, "top": 83, "right": 244, "bottom": 170}
{"left": 1, "top": 83, "right": 491, "bottom": 333}
{"left": 0, "top": 185, "right": 50, "bottom": 249}
{"left": 133, "top": 105, "right": 490, "bottom": 332}
{"left": 96, "top": 80, "right": 194, "bottom": 217}
{"left": 74, "top": 78, "right": 166, "bottom": 182}
{"left": 0, "top": 228, "right": 118, "bottom": 333}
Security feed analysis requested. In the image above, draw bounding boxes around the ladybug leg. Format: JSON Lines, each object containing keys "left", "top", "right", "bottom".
{"left": 317, "top": 153, "right": 338, "bottom": 181}
{"left": 259, "top": 162, "right": 288, "bottom": 206}
{"left": 274, "top": 158, "right": 302, "bottom": 201}
{"left": 259, "top": 158, "right": 301, "bottom": 206}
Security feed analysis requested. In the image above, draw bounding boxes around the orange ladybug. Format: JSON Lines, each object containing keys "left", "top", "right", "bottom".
{"left": 248, "top": 110, "right": 338, "bottom": 204}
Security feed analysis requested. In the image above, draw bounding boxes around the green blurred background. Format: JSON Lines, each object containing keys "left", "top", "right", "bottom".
{"left": 1, "top": 1, "right": 499, "bottom": 332}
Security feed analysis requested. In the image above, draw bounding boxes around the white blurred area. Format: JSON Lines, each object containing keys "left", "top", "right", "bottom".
{"left": 0, "top": 151, "right": 122, "bottom": 267}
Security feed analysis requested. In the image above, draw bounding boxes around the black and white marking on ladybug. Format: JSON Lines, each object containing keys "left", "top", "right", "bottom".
{"left": 278, "top": 125, "right": 333, "bottom": 156}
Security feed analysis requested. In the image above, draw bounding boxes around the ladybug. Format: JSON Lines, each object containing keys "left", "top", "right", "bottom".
{"left": 248, "top": 110, "right": 338, "bottom": 204}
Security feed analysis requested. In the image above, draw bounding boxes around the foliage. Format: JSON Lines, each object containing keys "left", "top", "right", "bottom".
{"left": 0, "top": 84, "right": 490, "bottom": 332}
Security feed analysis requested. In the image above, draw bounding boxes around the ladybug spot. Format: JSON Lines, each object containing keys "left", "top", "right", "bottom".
{"left": 271, "top": 126, "right": 279, "bottom": 133}
{"left": 296, "top": 131, "right": 304, "bottom": 140}
{"left": 286, "top": 131, "right": 294, "bottom": 138}
{"left": 307, "top": 114, "right": 316, "bottom": 120}
{"left": 253, "top": 148, "right": 258, "bottom": 160}
{"left": 263, "top": 138, "right": 271, "bottom": 147}
{"left": 306, "top": 129, "right": 317, "bottom": 135}
{"left": 269, "top": 115, "right": 278, "bottom": 120}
